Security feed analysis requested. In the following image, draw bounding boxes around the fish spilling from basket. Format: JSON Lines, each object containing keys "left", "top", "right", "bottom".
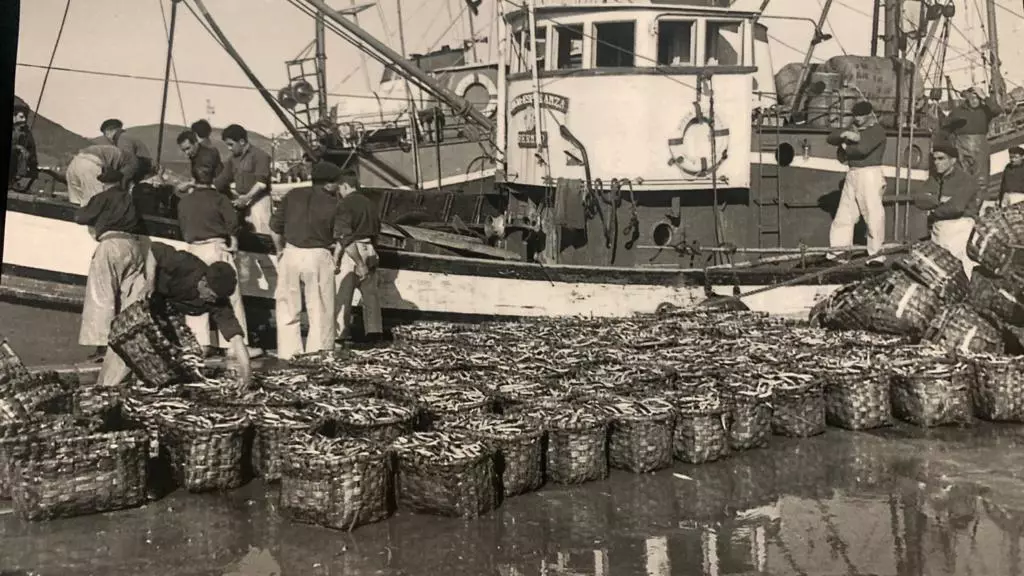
{"left": 6, "top": 277, "right": 1024, "bottom": 528}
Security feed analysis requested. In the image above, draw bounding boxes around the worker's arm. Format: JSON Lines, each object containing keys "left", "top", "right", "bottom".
{"left": 268, "top": 194, "right": 287, "bottom": 255}
{"left": 119, "top": 150, "right": 139, "bottom": 190}
{"left": 932, "top": 176, "right": 980, "bottom": 220}
{"left": 211, "top": 305, "right": 251, "bottom": 387}
{"left": 333, "top": 205, "right": 366, "bottom": 272}
{"left": 239, "top": 150, "right": 272, "bottom": 204}
{"left": 826, "top": 128, "right": 848, "bottom": 146}
{"left": 144, "top": 245, "right": 158, "bottom": 297}
{"left": 73, "top": 194, "right": 105, "bottom": 225}
{"left": 1000, "top": 171, "right": 1010, "bottom": 206}
{"left": 218, "top": 193, "right": 241, "bottom": 237}
{"left": 912, "top": 180, "right": 941, "bottom": 211}
{"left": 985, "top": 92, "right": 1004, "bottom": 119}
{"left": 213, "top": 157, "right": 234, "bottom": 195}
{"left": 226, "top": 334, "right": 252, "bottom": 388}
{"left": 843, "top": 126, "right": 884, "bottom": 160}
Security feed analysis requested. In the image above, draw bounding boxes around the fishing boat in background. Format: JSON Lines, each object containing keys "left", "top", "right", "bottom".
{"left": 3, "top": 0, "right": 1023, "bottom": 350}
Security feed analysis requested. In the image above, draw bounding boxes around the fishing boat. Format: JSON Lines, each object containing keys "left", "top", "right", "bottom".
{"left": 3, "top": 0, "right": 1021, "bottom": 349}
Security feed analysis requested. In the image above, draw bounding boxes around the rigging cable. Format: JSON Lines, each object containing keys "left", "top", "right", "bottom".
{"left": 158, "top": 0, "right": 189, "bottom": 126}
{"left": 30, "top": 0, "right": 73, "bottom": 131}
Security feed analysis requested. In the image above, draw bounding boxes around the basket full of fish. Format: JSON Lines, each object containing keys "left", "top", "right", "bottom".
{"left": 156, "top": 407, "right": 250, "bottom": 492}
{"left": 250, "top": 407, "right": 320, "bottom": 482}
{"left": 440, "top": 413, "right": 545, "bottom": 498}
{"left": 278, "top": 433, "right": 392, "bottom": 531}
{"left": 391, "top": 431, "right": 496, "bottom": 518}
{"left": 664, "top": 386, "right": 729, "bottom": 464}
{"left": 537, "top": 403, "right": 609, "bottom": 485}
{"left": 107, "top": 298, "right": 205, "bottom": 388}
{"left": 889, "top": 355, "right": 973, "bottom": 427}
{"left": 589, "top": 396, "right": 675, "bottom": 474}
{"left": 316, "top": 397, "right": 415, "bottom": 444}
{"left": 767, "top": 371, "right": 826, "bottom": 438}
{"left": 969, "top": 354, "right": 1024, "bottom": 422}
{"left": 820, "top": 350, "right": 893, "bottom": 431}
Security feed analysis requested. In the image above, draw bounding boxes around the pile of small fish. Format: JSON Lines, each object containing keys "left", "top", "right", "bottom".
{"left": 390, "top": 431, "right": 488, "bottom": 464}
{"left": 442, "top": 413, "right": 535, "bottom": 439}
{"left": 249, "top": 407, "right": 318, "bottom": 430}
{"left": 415, "top": 387, "right": 489, "bottom": 415}
{"left": 590, "top": 397, "right": 675, "bottom": 421}
{"left": 284, "top": 432, "right": 381, "bottom": 465}
{"left": 157, "top": 408, "right": 248, "bottom": 432}
{"left": 543, "top": 405, "right": 606, "bottom": 430}
{"left": 318, "top": 397, "right": 413, "bottom": 426}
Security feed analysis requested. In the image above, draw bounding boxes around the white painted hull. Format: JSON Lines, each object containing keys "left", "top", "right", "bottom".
{"left": 1, "top": 210, "right": 841, "bottom": 320}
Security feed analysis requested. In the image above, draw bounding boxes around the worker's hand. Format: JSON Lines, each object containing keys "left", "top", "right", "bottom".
{"left": 354, "top": 262, "right": 369, "bottom": 279}
{"left": 913, "top": 193, "right": 938, "bottom": 211}
{"left": 841, "top": 130, "right": 861, "bottom": 143}
{"left": 365, "top": 252, "right": 380, "bottom": 272}
{"left": 143, "top": 283, "right": 155, "bottom": 299}
{"left": 232, "top": 196, "right": 250, "bottom": 209}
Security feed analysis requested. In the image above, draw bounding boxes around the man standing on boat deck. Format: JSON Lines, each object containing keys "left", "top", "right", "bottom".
{"left": 214, "top": 124, "right": 273, "bottom": 235}
{"left": 999, "top": 146, "right": 1024, "bottom": 208}
{"left": 9, "top": 96, "right": 38, "bottom": 193}
{"left": 333, "top": 167, "right": 384, "bottom": 345}
{"left": 176, "top": 130, "right": 225, "bottom": 188}
{"left": 190, "top": 119, "right": 218, "bottom": 149}
{"left": 97, "top": 119, "right": 155, "bottom": 187}
{"left": 826, "top": 101, "right": 887, "bottom": 265}
{"left": 942, "top": 87, "right": 1001, "bottom": 194}
{"left": 66, "top": 143, "right": 137, "bottom": 207}
{"left": 75, "top": 166, "right": 150, "bottom": 386}
{"left": 103, "top": 241, "right": 251, "bottom": 389}
{"left": 269, "top": 161, "right": 345, "bottom": 360}
{"left": 176, "top": 152, "right": 259, "bottom": 359}
{"left": 913, "top": 143, "right": 982, "bottom": 279}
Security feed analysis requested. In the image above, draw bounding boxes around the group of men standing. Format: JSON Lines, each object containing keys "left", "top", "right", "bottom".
{"left": 827, "top": 86, "right": 1020, "bottom": 279}
{"left": 58, "top": 113, "right": 384, "bottom": 388}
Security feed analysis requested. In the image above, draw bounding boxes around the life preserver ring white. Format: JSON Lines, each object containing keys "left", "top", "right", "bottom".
{"left": 453, "top": 72, "right": 498, "bottom": 117}
{"left": 667, "top": 103, "right": 730, "bottom": 177}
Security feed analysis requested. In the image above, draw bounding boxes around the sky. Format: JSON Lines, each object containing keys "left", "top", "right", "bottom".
{"left": 14, "top": 0, "right": 1024, "bottom": 138}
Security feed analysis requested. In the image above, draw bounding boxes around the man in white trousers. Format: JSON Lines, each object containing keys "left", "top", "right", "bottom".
{"left": 913, "top": 143, "right": 983, "bottom": 279}
{"left": 826, "top": 101, "right": 888, "bottom": 264}
{"left": 176, "top": 152, "right": 261, "bottom": 358}
{"left": 269, "top": 161, "right": 346, "bottom": 360}
{"left": 333, "top": 168, "right": 384, "bottom": 344}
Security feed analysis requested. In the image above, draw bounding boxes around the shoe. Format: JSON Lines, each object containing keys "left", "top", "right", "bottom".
{"left": 89, "top": 346, "right": 107, "bottom": 363}
{"left": 246, "top": 347, "right": 265, "bottom": 359}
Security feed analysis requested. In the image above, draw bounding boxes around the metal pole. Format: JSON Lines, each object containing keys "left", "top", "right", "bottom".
{"left": 396, "top": 0, "right": 422, "bottom": 190}
{"left": 495, "top": 0, "right": 508, "bottom": 166}
{"left": 527, "top": 0, "right": 544, "bottom": 156}
{"left": 193, "top": 0, "right": 318, "bottom": 159}
{"left": 315, "top": 9, "right": 329, "bottom": 120}
{"left": 787, "top": 0, "right": 835, "bottom": 123}
{"left": 300, "top": 0, "right": 494, "bottom": 131}
{"left": 156, "top": 0, "right": 181, "bottom": 168}
{"left": 871, "top": 0, "right": 881, "bottom": 56}
{"left": 986, "top": 0, "right": 1007, "bottom": 104}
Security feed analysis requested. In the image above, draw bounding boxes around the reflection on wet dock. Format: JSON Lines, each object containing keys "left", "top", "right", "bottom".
{"left": 5, "top": 424, "right": 1024, "bottom": 575}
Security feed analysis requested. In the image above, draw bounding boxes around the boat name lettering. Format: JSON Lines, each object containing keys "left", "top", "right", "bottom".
{"left": 517, "top": 131, "right": 549, "bottom": 149}
{"left": 510, "top": 93, "right": 570, "bottom": 116}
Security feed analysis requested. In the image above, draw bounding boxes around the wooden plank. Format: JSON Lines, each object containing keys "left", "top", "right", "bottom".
{"left": 382, "top": 223, "right": 523, "bottom": 261}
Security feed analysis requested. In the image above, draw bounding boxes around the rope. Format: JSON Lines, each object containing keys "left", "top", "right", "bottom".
{"left": 158, "top": 0, "right": 188, "bottom": 126}
{"left": 30, "top": 0, "right": 73, "bottom": 130}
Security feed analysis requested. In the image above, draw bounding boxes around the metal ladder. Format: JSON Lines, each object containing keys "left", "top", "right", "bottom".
{"left": 755, "top": 110, "right": 784, "bottom": 248}
{"left": 284, "top": 57, "right": 322, "bottom": 144}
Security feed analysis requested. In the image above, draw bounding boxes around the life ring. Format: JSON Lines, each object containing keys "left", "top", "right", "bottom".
{"left": 666, "top": 103, "right": 730, "bottom": 177}
{"left": 453, "top": 72, "right": 498, "bottom": 117}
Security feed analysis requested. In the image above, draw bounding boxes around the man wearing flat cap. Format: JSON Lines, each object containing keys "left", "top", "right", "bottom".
{"left": 913, "top": 142, "right": 982, "bottom": 278}
{"left": 999, "top": 146, "right": 1024, "bottom": 208}
{"left": 269, "top": 160, "right": 348, "bottom": 359}
{"left": 76, "top": 165, "right": 150, "bottom": 383}
{"left": 942, "top": 87, "right": 1002, "bottom": 194}
{"left": 826, "top": 100, "right": 887, "bottom": 263}
{"left": 96, "top": 240, "right": 254, "bottom": 389}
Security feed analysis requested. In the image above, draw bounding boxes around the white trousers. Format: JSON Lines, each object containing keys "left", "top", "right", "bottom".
{"left": 1004, "top": 193, "right": 1024, "bottom": 207}
{"left": 246, "top": 195, "right": 273, "bottom": 235}
{"left": 184, "top": 240, "right": 249, "bottom": 347}
{"left": 275, "top": 245, "right": 336, "bottom": 360}
{"left": 66, "top": 154, "right": 106, "bottom": 207}
{"left": 830, "top": 166, "right": 886, "bottom": 257}
{"left": 932, "top": 217, "right": 977, "bottom": 280}
{"left": 335, "top": 241, "right": 383, "bottom": 338}
{"left": 79, "top": 233, "right": 149, "bottom": 347}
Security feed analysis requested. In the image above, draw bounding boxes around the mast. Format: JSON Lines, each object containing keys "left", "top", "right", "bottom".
{"left": 985, "top": 0, "right": 1007, "bottom": 104}
{"left": 787, "top": 0, "right": 835, "bottom": 123}
{"left": 192, "top": 0, "right": 318, "bottom": 159}
{"left": 496, "top": 0, "right": 508, "bottom": 166}
{"left": 871, "top": 0, "right": 882, "bottom": 56}
{"left": 315, "top": 8, "right": 329, "bottom": 120}
{"left": 396, "top": 0, "right": 422, "bottom": 190}
{"left": 884, "top": 0, "right": 902, "bottom": 58}
{"left": 299, "top": 0, "right": 494, "bottom": 131}
{"left": 156, "top": 0, "right": 182, "bottom": 168}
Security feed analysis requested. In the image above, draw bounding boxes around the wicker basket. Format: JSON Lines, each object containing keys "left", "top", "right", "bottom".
{"left": 10, "top": 429, "right": 148, "bottom": 521}
{"left": 771, "top": 382, "right": 826, "bottom": 438}
{"left": 0, "top": 415, "right": 80, "bottom": 498}
{"left": 893, "top": 241, "right": 970, "bottom": 302}
{"left": 967, "top": 270, "right": 1024, "bottom": 326}
{"left": 108, "top": 298, "right": 204, "bottom": 387}
{"left": 251, "top": 408, "right": 320, "bottom": 482}
{"left": 725, "top": 387, "right": 773, "bottom": 451}
{"left": 591, "top": 397, "right": 674, "bottom": 473}
{"left": 864, "top": 270, "right": 942, "bottom": 338}
{"left": 665, "top": 390, "right": 729, "bottom": 464}
{"left": 924, "top": 304, "right": 1005, "bottom": 355}
{"left": 391, "top": 431, "right": 497, "bottom": 518}
{"left": 824, "top": 371, "right": 893, "bottom": 430}
{"left": 968, "top": 210, "right": 1020, "bottom": 277}
{"left": 158, "top": 409, "right": 250, "bottom": 492}
{"left": 890, "top": 363, "right": 973, "bottom": 427}
{"left": 809, "top": 279, "right": 877, "bottom": 330}
{"left": 970, "top": 356, "right": 1024, "bottom": 422}
{"left": 406, "top": 386, "right": 492, "bottom": 429}
{"left": 0, "top": 375, "right": 74, "bottom": 422}
{"left": 440, "top": 413, "right": 544, "bottom": 498}
{"left": 317, "top": 397, "right": 415, "bottom": 444}
{"left": 74, "top": 384, "right": 124, "bottom": 421}
{"left": 278, "top": 434, "right": 391, "bottom": 531}
{"left": 542, "top": 404, "right": 609, "bottom": 485}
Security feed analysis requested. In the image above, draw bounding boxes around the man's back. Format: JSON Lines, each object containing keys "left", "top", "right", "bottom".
{"left": 270, "top": 185, "right": 340, "bottom": 248}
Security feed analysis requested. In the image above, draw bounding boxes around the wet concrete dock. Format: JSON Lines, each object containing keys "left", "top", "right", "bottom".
{"left": 4, "top": 422, "right": 1024, "bottom": 576}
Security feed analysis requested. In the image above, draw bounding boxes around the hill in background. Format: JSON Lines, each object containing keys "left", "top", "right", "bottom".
{"left": 20, "top": 110, "right": 92, "bottom": 168}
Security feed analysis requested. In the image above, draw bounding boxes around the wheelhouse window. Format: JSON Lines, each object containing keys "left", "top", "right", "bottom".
{"left": 705, "top": 21, "right": 742, "bottom": 66}
{"left": 657, "top": 20, "right": 695, "bottom": 65}
{"left": 593, "top": 21, "right": 635, "bottom": 68}
{"left": 555, "top": 24, "right": 584, "bottom": 70}
{"left": 512, "top": 27, "right": 547, "bottom": 73}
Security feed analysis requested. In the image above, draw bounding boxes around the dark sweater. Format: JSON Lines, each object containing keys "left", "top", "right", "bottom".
{"left": 1001, "top": 163, "right": 1024, "bottom": 197}
{"left": 335, "top": 192, "right": 381, "bottom": 248}
{"left": 74, "top": 187, "right": 141, "bottom": 237}
{"left": 149, "top": 242, "right": 244, "bottom": 340}
{"left": 177, "top": 187, "right": 240, "bottom": 243}
{"left": 269, "top": 185, "right": 343, "bottom": 249}
{"left": 827, "top": 123, "right": 886, "bottom": 168}
{"left": 914, "top": 165, "right": 981, "bottom": 221}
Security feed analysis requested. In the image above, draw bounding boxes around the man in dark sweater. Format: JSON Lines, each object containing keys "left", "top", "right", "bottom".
{"left": 943, "top": 87, "right": 1002, "bottom": 193}
{"left": 913, "top": 143, "right": 981, "bottom": 278}
{"left": 269, "top": 160, "right": 347, "bottom": 359}
{"left": 333, "top": 167, "right": 384, "bottom": 343}
{"left": 826, "top": 101, "right": 887, "bottom": 264}
{"left": 176, "top": 129, "right": 225, "bottom": 185}
{"left": 1000, "top": 146, "right": 1024, "bottom": 208}
{"left": 177, "top": 154, "right": 257, "bottom": 358}
{"left": 75, "top": 167, "right": 151, "bottom": 385}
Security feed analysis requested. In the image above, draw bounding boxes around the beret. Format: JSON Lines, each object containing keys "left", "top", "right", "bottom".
{"left": 206, "top": 262, "right": 237, "bottom": 299}
{"left": 311, "top": 161, "right": 343, "bottom": 182}
{"left": 852, "top": 101, "right": 873, "bottom": 116}
{"left": 932, "top": 142, "right": 960, "bottom": 158}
